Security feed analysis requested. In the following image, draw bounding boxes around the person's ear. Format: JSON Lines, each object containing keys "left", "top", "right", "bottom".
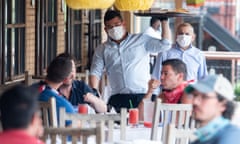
{"left": 191, "top": 33, "right": 196, "bottom": 42}
{"left": 31, "top": 112, "right": 44, "bottom": 137}
{"left": 122, "top": 21, "right": 126, "bottom": 27}
{"left": 177, "top": 73, "right": 184, "bottom": 81}
{"left": 219, "top": 100, "right": 227, "bottom": 113}
{"left": 31, "top": 112, "right": 41, "bottom": 127}
{"left": 104, "top": 27, "right": 108, "bottom": 33}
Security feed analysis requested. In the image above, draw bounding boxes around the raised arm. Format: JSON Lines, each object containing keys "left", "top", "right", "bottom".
{"left": 138, "top": 79, "right": 161, "bottom": 120}
{"left": 161, "top": 19, "right": 171, "bottom": 41}
{"left": 144, "top": 19, "right": 172, "bottom": 53}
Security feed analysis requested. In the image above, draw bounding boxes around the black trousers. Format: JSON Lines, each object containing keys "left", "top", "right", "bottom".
{"left": 107, "top": 93, "right": 145, "bottom": 113}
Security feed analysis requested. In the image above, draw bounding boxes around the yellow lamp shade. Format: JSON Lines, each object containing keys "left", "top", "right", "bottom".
{"left": 66, "top": 0, "right": 115, "bottom": 9}
{"left": 186, "top": 0, "right": 205, "bottom": 7}
{"left": 114, "top": 0, "right": 154, "bottom": 11}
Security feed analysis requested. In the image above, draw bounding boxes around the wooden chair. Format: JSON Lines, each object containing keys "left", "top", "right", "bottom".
{"left": 39, "top": 97, "right": 58, "bottom": 127}
{"left": 151, "top": 98, "right": 196, "bottom": 143}
{"left": 59, "top": 107, "right": 127, "bottom": 143}
{"left": 43, "top": 125, "right": 102, "bottom": 144}
{"left": 166, "top": 124, "right": 196, "bottom": 144}
{"left": 25, "top": 71, "right": 45, "bottom": 86}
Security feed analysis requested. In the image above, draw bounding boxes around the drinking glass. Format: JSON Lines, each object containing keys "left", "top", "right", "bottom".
{"left": 129, "top": 108, "right": 139, "bottom": 127}
{"left": 78, "top": 104, "right": 88, "bottom": 114}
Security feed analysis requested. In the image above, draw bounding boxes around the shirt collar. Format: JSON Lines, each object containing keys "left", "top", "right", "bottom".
{"left": 175, "top": 43, "right": 194, "bottom": 52}
{"left": 72, "top": 80, "right": 77, "bottom": 89}
{"left": 194, "top": 116, "right": 229, "bottom": 142}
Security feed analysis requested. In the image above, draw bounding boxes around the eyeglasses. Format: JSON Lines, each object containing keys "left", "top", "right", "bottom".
{"left": 178, "top": 32, "right": 191, "bottom": 35}
{"left": 190, "top": 93, "right": 217, "bottom": 101}
{"left": 105, "top": 22, "right": 122, "bottom": 29}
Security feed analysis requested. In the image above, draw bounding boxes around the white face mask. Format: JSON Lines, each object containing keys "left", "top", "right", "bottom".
{"left": 176, "top": 35, "right": 192, "bottom": 48}
{"left": 107, "top": 25, "right": 125, "bottom": 41}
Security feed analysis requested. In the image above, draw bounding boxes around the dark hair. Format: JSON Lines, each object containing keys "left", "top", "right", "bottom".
{"left": 162, "top": 59, "right": 187, "bottom": 80}
{"left": 46, "top": 57, "right": 72, "bottom": 83}
{"left": 217, "top": 94, "right": 235, "bottom": 120}
{"left": 104, "top": 9, "right": 122, "bottom": 23}
{"left": 150, "top": 17, "right": 160, "bottom": 26}
{"left": 0, "top": 85, "right": 39, "bottom": 130}
{"left": 56, "top": 53, "right": 76, "bottom": 63}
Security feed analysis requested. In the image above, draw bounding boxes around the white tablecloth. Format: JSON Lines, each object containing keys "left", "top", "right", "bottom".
{"left": 113, "top": 125, "right": 162, "bottom": 141}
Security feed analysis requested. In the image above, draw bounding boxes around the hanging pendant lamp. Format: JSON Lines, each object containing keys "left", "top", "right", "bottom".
{"left": 66, "top": 0, "right": 115, "bottom": 9}
{"left": 114, "top": 0, "right": 154, "bottom": 11}
{"left": 186, "top": 0, "right": 205, "bottom": 7}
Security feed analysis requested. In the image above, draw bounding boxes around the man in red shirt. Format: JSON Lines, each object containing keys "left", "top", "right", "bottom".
{"left": 0, "top": 85, "right": 44, "bottom": 144}
{"left": 139, "top": 59, "right": 193, "bottom": 119}
{"left": 144, "top": 59, "right": 193, "bottom": 103}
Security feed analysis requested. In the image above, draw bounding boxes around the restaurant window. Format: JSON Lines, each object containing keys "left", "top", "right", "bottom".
{"left": 87, "top": 10, "right": 102, "bottom": 69}
{"left": 35, "top": 0, "right": 57, "bottom": 76}
{"left": 65, "top": 8, "right": 83, "bottom": 68}
{"left": 0, "top": 0, "right": 26, "bottom": 85}
{"left": 65, "top": 9, "right": 102, "bottom": 71}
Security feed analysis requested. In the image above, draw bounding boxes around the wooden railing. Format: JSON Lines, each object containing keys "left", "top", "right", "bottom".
{"left": 203, "top": 51, "right": 240, "bottom": 84}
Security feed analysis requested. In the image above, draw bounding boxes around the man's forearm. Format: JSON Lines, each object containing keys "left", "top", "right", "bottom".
{"left": 89, "top": 75, "right": 100, "bottom": 90}
{"left": 161, "top": 20, "right": 171, "bottom": 41}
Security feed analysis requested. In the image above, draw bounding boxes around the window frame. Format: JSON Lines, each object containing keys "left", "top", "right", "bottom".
{"left": 35, "top": 0, "right": 57, "bottom": 77}
{"left": 0, "top": 0, "right": 26, "bottom": 85}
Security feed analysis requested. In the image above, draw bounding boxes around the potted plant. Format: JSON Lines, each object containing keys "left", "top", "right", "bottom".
{"left": 232, "top": 82, "right": 240, "bottom": 126}
{"left": 234, "top": 81, "right": 240, "bottom": 101}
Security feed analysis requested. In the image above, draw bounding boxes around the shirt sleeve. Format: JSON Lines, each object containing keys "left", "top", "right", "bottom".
{"left": 197, "top": 52, "right": 208, "bottom": 80}
{"left": 217, "top": 128, "right": 240, "bottom": 144}
{"left": 90, "top": 44, "right": 105, "bottom": 80}
{"left": 152, "top": 52, "right": 164, "bottom": 80}
{"left": 144, "top": 35, "right": 171, "bottom": 53}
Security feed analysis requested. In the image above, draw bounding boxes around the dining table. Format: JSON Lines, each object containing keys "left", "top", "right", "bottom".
{"left": 45, "top": 123, "right": 163, "bottom": 144}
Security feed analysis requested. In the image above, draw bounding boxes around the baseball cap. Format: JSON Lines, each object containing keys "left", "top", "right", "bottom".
{"left": 185, "top": 75, "right": 236, "bottom": 100}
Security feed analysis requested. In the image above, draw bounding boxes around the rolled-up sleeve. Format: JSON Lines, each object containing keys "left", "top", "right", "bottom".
{"left": 197, "top": 52, "right": 208, "bottom": 80}
{"left": 152, "top": 52, "right": 164, "bottom": 80}
{"left": 145, "top": 35, "right": 171, "bottom": 53}
{"left": 90, "top": 44, "right": 105, "bottom": 80}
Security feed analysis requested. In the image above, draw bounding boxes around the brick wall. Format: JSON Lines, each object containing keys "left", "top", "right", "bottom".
{"left": 82, "top": 10, "right": 89, "bottom": 69}
{"left": 24, "top": 1, "right": 105, "bottom": 74}
{"left": 25, "top": 0, "right": 66, "bottom": 75}
{"left": 206, "top": 0, "right": 236, "bottom": 35}
{"left": 57, "top": 0, "right": 65, "bottom": 55}
{"left": 25, "top": 0, "right": 36, "bottom": 75}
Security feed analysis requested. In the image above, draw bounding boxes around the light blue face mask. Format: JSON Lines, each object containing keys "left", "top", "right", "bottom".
{"left": 194, "top": 116, "right": 229, "bottom": 142}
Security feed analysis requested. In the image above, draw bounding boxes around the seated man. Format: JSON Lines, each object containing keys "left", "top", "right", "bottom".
{"left": 36, "top": 57, "right": 76, "bottom": 124}
{"left": 0, "top": 85, "right": 44, "bottom": 144}
{"left": 57, "top": 53, "right": 107, "bottom": 113}
{"left": 138, "top": 59, "right": 192, "bottom": 119}
{"left": 185, "top": 75, "right": 240, "bottom": 144}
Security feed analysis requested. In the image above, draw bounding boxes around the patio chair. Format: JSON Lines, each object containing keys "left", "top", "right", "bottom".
{"left": 59, "top": 107, "right": 127, "bottom": 143}
{"left": 43, "top": 125, "right": 102, "bottom": 144}
{"left": 39, "top": 97, "right": 58, "bottom": 127}
{"left": 151, "top": 98, "right": 196, "bottom": 143}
